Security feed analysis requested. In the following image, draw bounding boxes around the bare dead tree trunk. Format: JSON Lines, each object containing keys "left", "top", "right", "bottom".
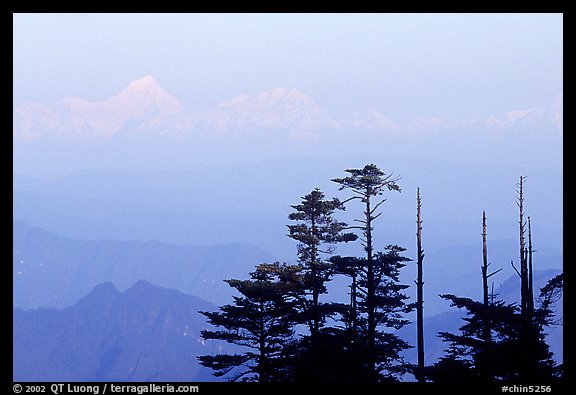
{"left": 527, "top": 216, "right": 535, "bottom": 317}
{"left": 351, "top": 271, "right": 357, "bottom": 333}
{"left": 515, "top": 179, "right": 542, "bottom": 378}
{"left": 481, "top": 211, "right": 501, "bottom": 346}
{"left": 490, "top": 282, "right": 496, "bottom": 305}
{"left": 310, "top": 216, "right": 319, "bottom": 342}
{"left": 482, "top": 210, "right": 489, "bottom": 307}
{"left": 518, "top": 176, "right": 528, "bottom": 318}
{"left": 415, "top": 188, "right": 425, "bottom": 382}
{"left": 364, "top": 189, "right": 376, "bottom": 380}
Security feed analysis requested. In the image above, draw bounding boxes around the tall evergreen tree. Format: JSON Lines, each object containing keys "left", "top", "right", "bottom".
{"left": 287, "top": 188, "right": 356, "bottom": 340}
{"left": 285, "top": 188, "right": 357, "bottom": 381}
{"left": 428, "top": 274, "right": 561, "bottom": 382}
{"left": 428, "top": 294, "right": 521, "bottom": 382}
{"left": 360, "top": 246, "right": 414, "bottom": 381}
{"left": 198, "top": 263, "right": 300, "bottom": 382}
{"left": 332, "top": 164, "right": 412, "bottom": 381}
{"left": 330, "top": 248, "right": 414, "bottom": 382}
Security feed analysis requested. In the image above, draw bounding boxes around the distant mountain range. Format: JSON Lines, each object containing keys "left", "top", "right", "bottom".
{"left": 13, "top": 76, "right": 185, "bottom": 142}
{"left": 14, "top": 280, "right": 220, "bottom": 381}
{"left": 13, "top": 217, "right": 563, "bottom": 317}
{"left": 13, "top": 221, "right": 275, "bottom": 310}
{"left": 12, "top": 76, "right": 563, "bottom": 178}
{"left": 14, "top": 270, "right": 561, "bottom": 382}
{"left": 13, "top": 75, "right": 562, "bottom": 143}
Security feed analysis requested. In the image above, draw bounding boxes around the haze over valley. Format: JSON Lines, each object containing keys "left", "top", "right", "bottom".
{"left": 13, "top": 13, "right": 562, "bottom": 382}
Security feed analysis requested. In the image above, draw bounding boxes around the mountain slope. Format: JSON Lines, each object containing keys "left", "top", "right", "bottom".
{"left": 13, "top": 280, "right": 221, "bottom": 381}
{"left": 13, "top": 222, "right": 275, "bottom": 309}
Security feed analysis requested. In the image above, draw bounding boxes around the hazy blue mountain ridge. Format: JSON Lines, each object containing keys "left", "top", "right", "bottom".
{"left": 13, "top": 280, "right": 221, "bottom": 381}
{"left": 13, "top": 221, "right": 275, "bottom": 309}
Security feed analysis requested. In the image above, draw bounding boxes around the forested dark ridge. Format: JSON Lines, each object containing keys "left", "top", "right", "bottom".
{"left": 198, "top": 166, "right": 563, "bottom": 383}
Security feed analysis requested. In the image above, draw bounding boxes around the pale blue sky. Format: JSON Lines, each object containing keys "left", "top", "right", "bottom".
{"left": 13, "top": 13, "right": 562, "bottom": 122}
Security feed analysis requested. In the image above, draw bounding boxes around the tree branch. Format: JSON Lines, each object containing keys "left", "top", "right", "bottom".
{"left": 371, "top": 212, "right": 383, "bottom": 221}
{"left": 486, "top": 268, "right": 503, "bottom": 278}
{"left": 370, "top": 198, "right": 387, "bottom": 214}
{"left": 341, "top": 196, "right": 361, "bottom": 205}
{"left": 511, "top": 260, "right": 521, "bottom": 277}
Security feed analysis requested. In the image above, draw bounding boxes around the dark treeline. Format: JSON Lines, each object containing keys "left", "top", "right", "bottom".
{"left": 198, "top": 165, "right": 563, "bottom": 383}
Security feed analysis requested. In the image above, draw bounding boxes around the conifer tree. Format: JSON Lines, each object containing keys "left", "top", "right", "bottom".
{"left": 361, "top": 246, "right": 414, "bottom": 381}
{"left": 428, "top": 274, "right": 561, "bottom": 382}
{"left": 285, "top": 188, "right": 357, "bottom": 381}
{"left": 198, "top": 263, "right": 300, "bottom": 382}
{"left": 330, "top": 249, "right": 414, "bottom": 382}
{"left": 332, "top": 164, "right": 413, "bottom": 381}
{"left": 287, "top": 188, "right": 356, "bottom": 340}
{"left": 428, "top": 194, "right": 561, "bottom": 383}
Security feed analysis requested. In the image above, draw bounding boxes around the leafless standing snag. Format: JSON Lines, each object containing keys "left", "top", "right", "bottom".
{"left": 481, "top": 210, "right": 501, "bottom": 344}
{"left": 415, "top": 188, "right": 425, "bottom": 382}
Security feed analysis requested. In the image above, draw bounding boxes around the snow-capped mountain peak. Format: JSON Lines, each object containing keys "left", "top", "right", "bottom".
{"left": 110, "top": 75, "right": 184, "bottom": 115}
{"left": 206, "top": 87, "right": 338, "bottom": 134}
{"left": 124, "top": 75, "right": 160, "bottom": 92}
{"left": 13, "top": 77, "right": 562, "bottom": 144}
{"left": 13, "top": 76, "right": 186, "bottom": 141}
